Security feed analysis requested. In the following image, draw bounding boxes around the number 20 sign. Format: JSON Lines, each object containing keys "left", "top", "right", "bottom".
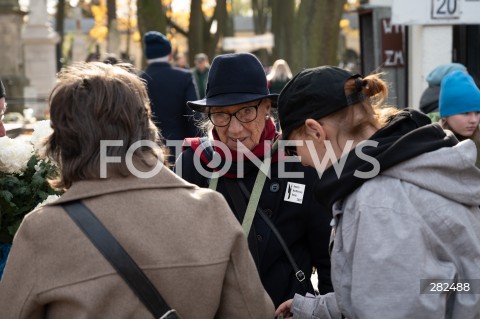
{"left": 432, "top": 0, "right": 460, "bottom": 19}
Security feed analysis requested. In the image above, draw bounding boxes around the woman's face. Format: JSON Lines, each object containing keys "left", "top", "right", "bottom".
{"left": 209, "top": 99, "right": 271, "bottom": 151}
{"left": 288, "top": 125, "right": 327, "bottom": 170}
{"left": 445, "top": 111, "right": 480, "bottom": 138}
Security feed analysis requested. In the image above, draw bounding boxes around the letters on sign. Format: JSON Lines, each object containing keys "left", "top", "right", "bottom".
{"left": 381, "top": 18, "right": 405, "bottom": 67}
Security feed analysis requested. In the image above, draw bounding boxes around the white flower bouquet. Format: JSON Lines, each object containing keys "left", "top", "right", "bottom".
{"left": 0, "top": 121, "right": 63, "bottom": 244}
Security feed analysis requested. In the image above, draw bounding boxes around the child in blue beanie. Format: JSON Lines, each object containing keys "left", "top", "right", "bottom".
{"left": 439, "top": 71, "right": 480, "bottom": 168}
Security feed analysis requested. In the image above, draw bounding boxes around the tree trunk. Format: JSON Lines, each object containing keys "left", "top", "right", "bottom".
{"left": 208, "top": 0, "right": 228, "bottom": 56}
{"left": 106, "top": 0, "right": 117, "bottom": 54}
{"left": 188, "top": 0, "right": 228, "bottom": 65}
{"left": 251, "top": 0, "right": 270, "bottom": 65}
{"left": 312, "top": 0, "right": 346, "bottom": 66}
{"left": 293, "top": 0, "right": 346, "bottom": 73}
{"left": 136, "top": 0, "right": 166, "bottom": 68}
{"left": 107, "top": 0, "right": 116, "bottom": 30}
{"left": 55, "top": 0, "right": 65, "bottom": 71}
{"left": 188, "top": 0, "right": 204, "bottom": 65}
{"left": 251, "top": 0, "right": 268, "bottom": 34}
{"left": 271, "top": 0, "right": 294, "bottom": 66}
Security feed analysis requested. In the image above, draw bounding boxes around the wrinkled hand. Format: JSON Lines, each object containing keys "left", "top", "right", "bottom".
{"left": 275, "top": 299, "right": 293, "bottom": 319}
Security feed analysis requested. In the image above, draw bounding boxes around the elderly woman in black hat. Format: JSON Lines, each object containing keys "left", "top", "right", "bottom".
{"left": 175, "top": 53, "right": 333, "bottom": 308}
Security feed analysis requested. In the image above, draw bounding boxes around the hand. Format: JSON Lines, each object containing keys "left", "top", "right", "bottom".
{"left": 275, "top": 299, "right": 293, "bottom": 319}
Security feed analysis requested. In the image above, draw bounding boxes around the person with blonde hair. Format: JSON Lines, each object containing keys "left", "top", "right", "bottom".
{"left": 267, "top": 59, "right": 293, "bottom": 94}
{"left": 275, "top": 66, "right": 480, "bottom": 318}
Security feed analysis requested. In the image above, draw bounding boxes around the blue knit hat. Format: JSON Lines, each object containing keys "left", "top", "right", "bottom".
{"left": 439, "top": 71, "right": 480, "bottom": 117}
{"left": 426, "top": 63, "right": 467, "bottom": 86}
{"left": 143, "top": 31, "right": 172, "bottom": 60}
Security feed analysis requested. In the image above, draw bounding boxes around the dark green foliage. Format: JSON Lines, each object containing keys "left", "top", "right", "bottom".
{"left": 0, "top": 155, "right": 63, "bottom": 244}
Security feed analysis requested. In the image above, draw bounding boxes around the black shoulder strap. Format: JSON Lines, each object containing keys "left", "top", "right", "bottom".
{"left": 198, "top": 137, "right": 214, "bottom": 159}
{"left": 176, "top": 137, "right": 214, "bottom": 188}
{"left": 191, "top": 140, "right": 262, "bottom": 270}
{"left": 62, "top": 201, "right": 178, "bottom": 319}
{"left": 237, "top": 180, "right": 309, "bottom": 294}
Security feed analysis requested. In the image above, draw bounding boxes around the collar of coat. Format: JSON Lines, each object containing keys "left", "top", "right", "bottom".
{"left": 50, "top": 165, "right": 194, "bottom": 206}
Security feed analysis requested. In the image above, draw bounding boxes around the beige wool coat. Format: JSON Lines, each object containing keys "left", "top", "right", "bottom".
{"left": 0, "top": 166, "right": 274, "bottom": 319}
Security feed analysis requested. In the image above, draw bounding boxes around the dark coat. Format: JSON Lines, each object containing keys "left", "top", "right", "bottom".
{"left": 140, "top": 62, "right": 201, "bottom": 142}
{"left": 176, "top": 147, "right": 333, "bottom": 307}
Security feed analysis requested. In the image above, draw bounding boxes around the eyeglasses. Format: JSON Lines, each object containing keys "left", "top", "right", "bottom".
{"left": 208, "top": 101, "right": 261, "bottom": 127}
{"left": 284, "top": 145, "right": 298, "bottom": 157}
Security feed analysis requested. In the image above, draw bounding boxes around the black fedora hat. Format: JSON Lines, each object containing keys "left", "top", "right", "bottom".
{"left": 187, "top": 53, "right": 278, "bottom": 112}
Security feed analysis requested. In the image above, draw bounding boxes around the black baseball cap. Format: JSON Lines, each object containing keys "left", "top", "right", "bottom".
{"left": 278, "top": 66, "right": 364, "bottom": 139}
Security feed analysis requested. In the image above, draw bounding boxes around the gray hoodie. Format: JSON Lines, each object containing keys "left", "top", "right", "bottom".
{"left": 292, "top": 140, "right": 480, "bottom": 319}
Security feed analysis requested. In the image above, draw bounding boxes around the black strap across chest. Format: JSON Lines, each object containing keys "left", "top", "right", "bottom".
{"left": 62, "top": 201, "right": 178, "bottom": 319}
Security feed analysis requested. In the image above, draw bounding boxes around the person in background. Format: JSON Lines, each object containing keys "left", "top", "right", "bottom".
{"left": 191, "top": 53, "right": 210, "bottom": 99}
{"left": 140, "top": 31, "right": 201, "bottom": 165}
{"left": 85, "top": 52, "right": 100, "bottom": 62}
{"left": 102, "top": 54, "right": 136, "bottom": 74}
{"left": 275, "top": 66, "right": 480, "bottom": 319}
{"left": 102, "top": 53, "right": 120, "bottom": 65}
{"left": 0, "top": 62, "right": 274, "bottom": 319}
{"left": 419, "top": 63, "right": 467, "bottom": 120}
{"left": 0, "top": 79, "right": 6, "bottom": 137}
{"left": 174, "top": 52, "right": 189, "bottom": 69}
{"left": 266, "top": 59, "right": 293, "bottom": 94}
{"left": 439, "top": 71, "right": 480, "bottom": 168}
{"left": 176, "top": 53, "right": 333, "bottom": 308}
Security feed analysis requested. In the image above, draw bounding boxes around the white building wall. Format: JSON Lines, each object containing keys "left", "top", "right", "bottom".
{"left": 22, "top": 0, "right": 59, "bottom": 118}
{"left": 409, "top": 25, "right": 452, "bottom": 109}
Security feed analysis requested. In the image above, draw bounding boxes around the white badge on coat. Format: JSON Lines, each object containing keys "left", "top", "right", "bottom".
{"left": 284, "top": 182, "right": 305, "bottom": 204}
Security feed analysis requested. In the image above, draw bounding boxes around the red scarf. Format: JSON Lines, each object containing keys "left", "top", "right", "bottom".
{"left": 183, "top": 119, "right": 280, "bottom": 178}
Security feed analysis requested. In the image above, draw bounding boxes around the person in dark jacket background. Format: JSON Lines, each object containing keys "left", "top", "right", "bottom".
{"left": 191, "top": 53, "right": 210, "bottom": 99}
{"left": 140, "top": 31, "right": 201, "bottom": 165}
{"left": 175, "top": 53, "right": 333, "bottom": 307}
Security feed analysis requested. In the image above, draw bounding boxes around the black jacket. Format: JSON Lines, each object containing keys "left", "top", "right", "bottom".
{"left": 176, "top": 145, "right": 333, "bottom": 307}
{"left": 140, "top": 62, "right": 201, "bottom": 143}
